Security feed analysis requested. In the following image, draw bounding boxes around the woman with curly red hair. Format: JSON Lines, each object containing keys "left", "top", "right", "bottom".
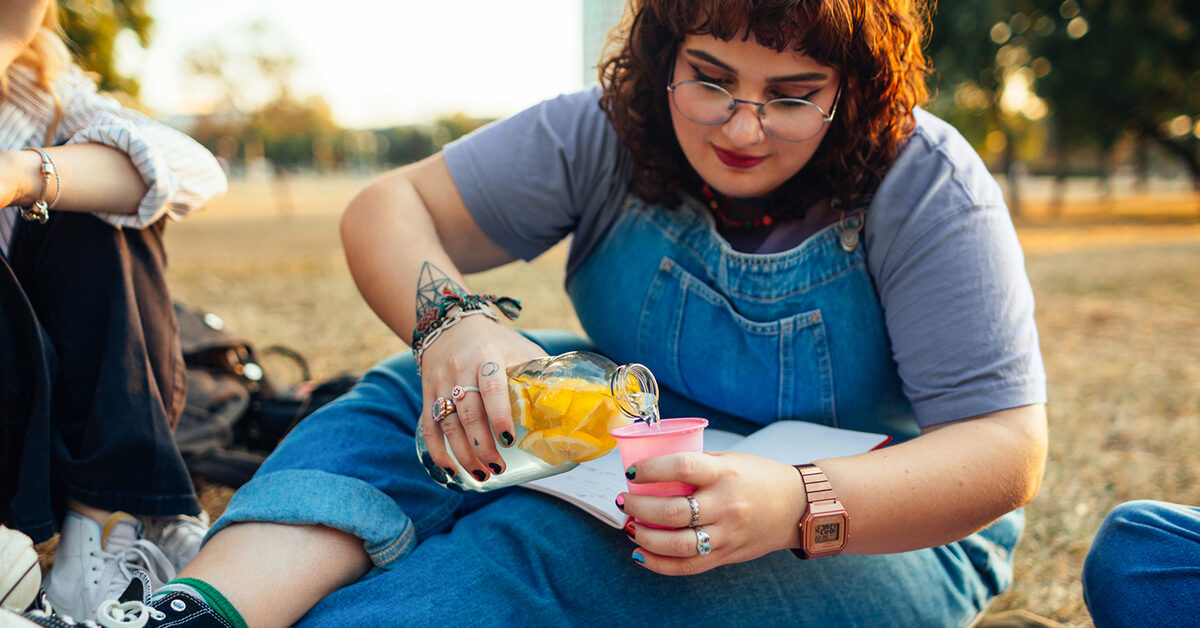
{"left": 64, "top": 1, "right": 1046, "bottom": 626}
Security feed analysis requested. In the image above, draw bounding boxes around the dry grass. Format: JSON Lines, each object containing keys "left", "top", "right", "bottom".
{"left": 59, "top": 176, "right": 1200, "bottom": 626}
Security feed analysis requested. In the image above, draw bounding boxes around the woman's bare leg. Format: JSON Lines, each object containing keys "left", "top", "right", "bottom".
{"left": 177, "top": 522, "right": 372, "bottom": 628}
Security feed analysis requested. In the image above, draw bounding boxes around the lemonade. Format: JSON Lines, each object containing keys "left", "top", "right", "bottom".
{"left": 415, "top": 352, "right": 659, "bottom": 492}
{"left": 510, "top": 376, "right": 630, "bottom": 465}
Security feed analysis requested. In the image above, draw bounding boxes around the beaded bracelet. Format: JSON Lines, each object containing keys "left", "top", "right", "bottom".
{"left": 20, "top": 147, "right": 60, "bottom": 224}
{"left": 412, "top": 290, "right": 522, "bottom": 374}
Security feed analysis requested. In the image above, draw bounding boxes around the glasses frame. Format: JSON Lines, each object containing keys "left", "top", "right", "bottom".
{"left": 666, "top": 78, "right": 841, "bottom": 143}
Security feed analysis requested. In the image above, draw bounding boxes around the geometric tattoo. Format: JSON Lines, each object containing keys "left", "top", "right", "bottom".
{"left": 415, "top": 261, "right": 465, "bottom": 321}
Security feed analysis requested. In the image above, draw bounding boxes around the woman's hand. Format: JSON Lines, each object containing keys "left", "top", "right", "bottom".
{"left": 619, "top": 451, "right": 808, "bottom": 575}
{"left": 0, "top": 150, "right": 41, "bottom": 209}
{"left": 417, "top": 315, "right": 546, "bottom": 482}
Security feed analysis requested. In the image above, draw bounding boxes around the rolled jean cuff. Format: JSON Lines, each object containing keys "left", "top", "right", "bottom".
{"left": 206, "top": 469, "right": 416, "bottom": 571}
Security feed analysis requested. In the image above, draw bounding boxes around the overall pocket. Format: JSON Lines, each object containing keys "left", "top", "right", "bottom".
{"left": 636, "top": 258, "right": 835, "bottom": 425}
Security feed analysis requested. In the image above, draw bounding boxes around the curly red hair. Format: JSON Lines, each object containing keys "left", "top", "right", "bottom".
{"left": 599, "top": 0, "right": 932, "bottom": 212}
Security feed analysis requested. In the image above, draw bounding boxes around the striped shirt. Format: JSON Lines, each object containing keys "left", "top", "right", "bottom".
{"left": 1, "top": 63, "right": 227, "bottom": 256}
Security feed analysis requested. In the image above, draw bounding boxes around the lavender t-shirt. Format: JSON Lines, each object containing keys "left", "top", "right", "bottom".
{"left": 443, "top": 87, "right": 1045, "bottom": 427}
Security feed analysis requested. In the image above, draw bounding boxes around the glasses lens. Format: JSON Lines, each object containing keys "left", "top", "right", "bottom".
{"left": 672, "top": 81, "right": 734, "bottom": 125}
{"left": 762, "top": 99, "right": 826, "bottom": 141}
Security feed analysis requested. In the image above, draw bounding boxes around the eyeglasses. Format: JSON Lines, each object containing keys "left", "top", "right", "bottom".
{"left": 667, "top": 79, "right": 841, "bottom": 142}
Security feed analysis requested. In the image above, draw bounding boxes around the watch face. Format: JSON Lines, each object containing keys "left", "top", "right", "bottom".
{"left": 807, "top": 514, "right": 847, "bottom": 553}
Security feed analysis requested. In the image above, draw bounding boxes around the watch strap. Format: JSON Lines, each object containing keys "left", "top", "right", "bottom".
{"left": 792, "top": 463, "right": 847, "bottom": 559}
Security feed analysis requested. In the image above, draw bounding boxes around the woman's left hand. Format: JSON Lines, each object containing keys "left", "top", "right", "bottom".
{"left": 619, "top": 451, "right": 807, "bottom": 575}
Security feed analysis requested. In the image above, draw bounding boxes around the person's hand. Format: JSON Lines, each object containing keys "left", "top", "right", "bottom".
{"left": 417, "top": 314, "right": 545, "bottom": 482}
{"left": 0, "top": 149, "right": 41, "bottom": 209}
{"left": 0, "top": 0, "right": 49, "bottom": 73}
{"left": 619, "top": 451, "right": 807, "bottom": 575}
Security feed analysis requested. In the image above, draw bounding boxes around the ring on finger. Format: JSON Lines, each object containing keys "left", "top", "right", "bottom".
{"left": 685, "top": 495, "right": 700, "bottom": 528}
{"left": 432, "top": 396, "right": 457, "bottom": 423}
{"left": 451, "top": 385, "right": 481, "bottom": 401}
{"left": 695, "top": 526, "right": 712, "bottom": 556}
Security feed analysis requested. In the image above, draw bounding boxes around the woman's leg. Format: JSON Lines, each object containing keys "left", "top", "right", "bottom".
{"left": 182, "top": 331, "right": 602, "bottom": 627}
{"left": 296, "top": 489, "right": 1004, "bottom": 627}
{"left": 7, "top": 213, "right": 197, "bottom": 528}
{"left": 1083, "top": 500, "right": 1200, "bottom": 627}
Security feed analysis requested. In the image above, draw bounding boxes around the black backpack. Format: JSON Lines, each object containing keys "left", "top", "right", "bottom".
{"left": 173, "top": 302, "right": 359, "bottom": 487}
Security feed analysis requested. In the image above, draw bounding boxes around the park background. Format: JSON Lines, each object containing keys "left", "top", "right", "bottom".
{"left": 43, "top": 1, "right": 1200, "bottom": 626}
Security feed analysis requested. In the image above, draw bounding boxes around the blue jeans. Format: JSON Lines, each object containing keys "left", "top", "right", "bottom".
{"left": 212, "top": 329, "right": 1018, "bottom": 626}
{"left": 1082, "top": 500, "right": 1200, "bottom": 627}
{"left": 213, "top": 197, "right": 1020, "bottom": 625}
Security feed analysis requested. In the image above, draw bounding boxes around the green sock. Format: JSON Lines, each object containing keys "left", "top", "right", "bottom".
{"left": 154, "top": 577, "right": 248, "bottom": 628}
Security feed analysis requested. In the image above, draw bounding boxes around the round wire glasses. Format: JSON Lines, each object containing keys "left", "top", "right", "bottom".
{"left": 667, "top": 79, "right": 841, "bottom": 142}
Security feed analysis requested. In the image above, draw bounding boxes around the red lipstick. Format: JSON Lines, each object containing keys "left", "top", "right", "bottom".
{"left": 714, "top": 146, "right": 765, "bottom": 169}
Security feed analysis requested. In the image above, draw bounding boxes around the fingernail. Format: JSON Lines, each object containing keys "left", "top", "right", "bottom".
{"left": 499, "top": 431, "right": 514, "bottom": 447}
{"left": 488, "top": 463, "right": 503, "bottom": 475}
{"left": 472, "top": 470, "right": 487, "bottom": 482}
{"left": 442, "top": 467, "right": 456, "bottom": 478}
{"left": 615, "top": 494, "right": 625, "bottom": 511}
{"left": 631, "top": 551, "right": 645, "bottom": 564}
{"left": 624, "top": 465, "right": 636, "bottom": 480}
{"left": 623, "top": 521, "right": 636, "bottom": 539}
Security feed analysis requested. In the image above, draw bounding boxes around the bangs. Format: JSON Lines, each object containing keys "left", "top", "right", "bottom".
{"left": 656, "top": 0, "right": 855, "bottom": 66}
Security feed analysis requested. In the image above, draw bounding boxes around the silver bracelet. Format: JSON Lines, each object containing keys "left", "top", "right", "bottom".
{"left": 20, "top": 147, "right": 60, "bottom": 224}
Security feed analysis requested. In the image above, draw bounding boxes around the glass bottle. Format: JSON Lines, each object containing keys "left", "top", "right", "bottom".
{"left": 416, "top": 351, "right": 658, "bottom": 491}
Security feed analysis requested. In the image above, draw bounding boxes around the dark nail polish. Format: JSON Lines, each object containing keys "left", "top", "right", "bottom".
{"left": 631, "top": 551, "right": 645, "bottom": 564}
{"left": 488, "top": 463, "right": 503, "bottom": 475}
{"left": 625, "top": 465, "right": 637, "bottom": 480}
{"left": 499, "top": 431, "right": 514, "bottom": 446}
{"left": 472, "top": 470, "right": 487, "bottom": 482}
{"left": 623, "top": 521, "right": 636, "bottom": 539}
{"left": 442, "top": 467, "right": 456, "bottom": 478}
{"left": 615, "top": 494, "right": 625, "bottom": 510}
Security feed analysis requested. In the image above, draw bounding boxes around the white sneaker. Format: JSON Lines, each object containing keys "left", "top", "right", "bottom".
{"left": 0, "top": 526, "right": 41, "bottom": 612}
{"left": 42, "top": 512, "right": 176, "bottom": 622}
{"left": 139, "top": 511, "right": 209, "bottom": 572}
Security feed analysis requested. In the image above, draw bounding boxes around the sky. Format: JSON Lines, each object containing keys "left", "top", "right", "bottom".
{"left": 121, "top": 0, "right": 585, "bottom": 128}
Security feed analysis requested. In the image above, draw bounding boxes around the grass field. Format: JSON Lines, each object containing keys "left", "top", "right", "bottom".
{"left": 149, "top": 176, "right": 1200, "bottom": 626}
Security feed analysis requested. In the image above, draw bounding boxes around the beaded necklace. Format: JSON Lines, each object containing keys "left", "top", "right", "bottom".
{"left": 700, "top": 184, "right": 784, "bottom": 230}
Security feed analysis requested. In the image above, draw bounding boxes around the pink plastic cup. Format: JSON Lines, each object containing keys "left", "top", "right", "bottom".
{"left": 610, "top": 417, "right": 709, "bottom": 498}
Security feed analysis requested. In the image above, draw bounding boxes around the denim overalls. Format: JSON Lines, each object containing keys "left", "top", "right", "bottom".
{"left": 213, "top": 196, "right": 1020, "bottom": 627}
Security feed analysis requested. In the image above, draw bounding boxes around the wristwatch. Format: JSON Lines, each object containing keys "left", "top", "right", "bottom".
{"left": 792, "top": 463, "right": 848, "bottom": 559}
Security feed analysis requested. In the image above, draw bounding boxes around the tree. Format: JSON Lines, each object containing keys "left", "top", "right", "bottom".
{"left": 926, "top": 1, "right": 1053, "bottom": 215}
{"left": 58, "top": 0, "right": 152, "bottom": 97}
{"left": 1025, "top": 0, "right": 1200, "bottom": 191}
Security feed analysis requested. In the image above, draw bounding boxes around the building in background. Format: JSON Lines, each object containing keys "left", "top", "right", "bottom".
{"left": 581, "top": 0, "right": 625, "bottom": 84}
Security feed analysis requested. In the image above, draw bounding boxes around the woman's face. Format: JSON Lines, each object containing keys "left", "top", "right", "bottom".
{"left": 669, "top": 34, "right": 841, "bottom": 200}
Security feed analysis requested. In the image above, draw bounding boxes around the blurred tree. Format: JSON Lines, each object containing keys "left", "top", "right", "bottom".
{"left": 1024, "top": 0, "right": 1199, "bottom": 192}
{"left": 251, "top": 94, "right": 339, "bottom": 169}
{"left": 433, "top": 113, "right": 493, "bottom": 146}
{"left": 926, "top": 1, "right": 1053, "bottom": 215}
{"left": 376, "top": 126, "right": 436, "bottom": 166}
{"left": 58, "top": 0, "right": 153, "bottom": 97}
{"left": 183, "top": 21, "right": 340, "bottom": 173}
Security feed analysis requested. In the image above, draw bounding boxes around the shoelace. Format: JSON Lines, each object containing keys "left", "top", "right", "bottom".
{"left": 96, "top": 540, "right": 177, "bottom": 602}
{"left": 95, "top": 599, "right": 164, "bottom": 627}
{"left": 25, "top": 597, "right": 162, "bottom": 628}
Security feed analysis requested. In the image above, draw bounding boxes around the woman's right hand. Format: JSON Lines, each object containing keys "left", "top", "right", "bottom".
{"left": 417, "top": 314, "right": 546, "bottom": 482}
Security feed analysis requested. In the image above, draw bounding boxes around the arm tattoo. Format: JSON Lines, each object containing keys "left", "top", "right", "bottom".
{"left": 415, "top": 261, "right": 465, "bottom": 321}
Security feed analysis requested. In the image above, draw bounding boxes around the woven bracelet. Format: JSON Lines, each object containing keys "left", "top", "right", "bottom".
{"left": 411, "top": 291, "right": 522, "bottom": 374}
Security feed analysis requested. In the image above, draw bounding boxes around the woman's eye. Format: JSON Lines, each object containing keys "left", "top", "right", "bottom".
{"left": 692, "top": 68, "right": 730, "bottom": 86}
{"left": 771, "top": 89, "right": 819, "bottom": 101}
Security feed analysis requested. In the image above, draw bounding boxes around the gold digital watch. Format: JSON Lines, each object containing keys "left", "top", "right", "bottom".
{"left": 792, "top": 463, "right": 848, "bottom": 559}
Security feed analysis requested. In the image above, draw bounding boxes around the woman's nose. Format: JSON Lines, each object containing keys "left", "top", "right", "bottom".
{"left": 722, "top": 103, "right": 764, "bottom": 147}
